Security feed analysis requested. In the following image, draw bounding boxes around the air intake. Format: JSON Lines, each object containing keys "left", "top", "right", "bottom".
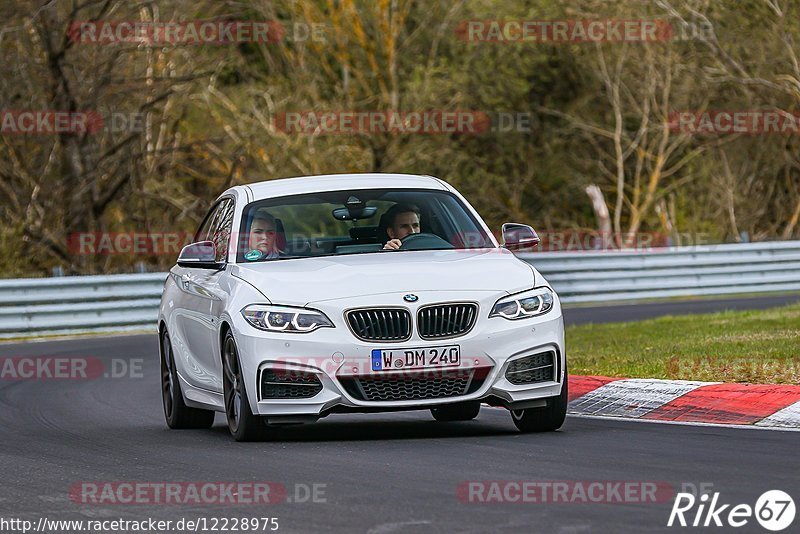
{"left": 505, "top": 351, "right": 556, "bottom": 385}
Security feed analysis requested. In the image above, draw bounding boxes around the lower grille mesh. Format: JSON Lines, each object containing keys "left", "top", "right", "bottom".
{"left": 340, "top": 368, "right": 490, "bottom": 402}
{"left": 359, "top": 372, "right": 469, "bottom": 401}
{"left": 505, "top": 351, "right": 555, "bottom": 385}
{"left": 260, "top": 369, "right": 323, "bottom": 399}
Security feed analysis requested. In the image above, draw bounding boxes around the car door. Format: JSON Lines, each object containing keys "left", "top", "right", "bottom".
{"left": 171, "top": 197, "right": 234, "bottom": 392}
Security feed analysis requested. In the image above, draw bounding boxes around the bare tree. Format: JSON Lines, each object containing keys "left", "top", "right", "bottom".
{"left": 0, "top": 0, "right": 220, "bottom": 273}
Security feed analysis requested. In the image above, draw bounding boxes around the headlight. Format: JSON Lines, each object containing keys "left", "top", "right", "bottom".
{"left": 241, "top": 304, "right": 334, "bottom": 333}
{"left": 489, "top": 287, "right": 554, "bottom": 320}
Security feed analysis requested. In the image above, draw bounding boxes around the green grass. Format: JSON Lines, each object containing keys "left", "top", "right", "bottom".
{"left": 567, "top": 303, "right": 800, "bottom": 384}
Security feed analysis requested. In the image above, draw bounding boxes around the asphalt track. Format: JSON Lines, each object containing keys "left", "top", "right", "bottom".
{"left": 1, "top": 295, "right": 798, "bottom": 533}
{"left": 562, "top": 292, "right": 800, "bottom": 325}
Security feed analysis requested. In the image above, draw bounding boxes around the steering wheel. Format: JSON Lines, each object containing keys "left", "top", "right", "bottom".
{"left": 399, "top": 232, "right": 455, "bottom": 251}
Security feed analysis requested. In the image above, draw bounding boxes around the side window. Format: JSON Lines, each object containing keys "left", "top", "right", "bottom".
{"left": 212, "top": 198, "right": 235, "bottom": 262}
{"left": 193, "top": 198, "right": 235, "bottom": 262}
{"left": 195, "top": 203, "right": 222, "bottom": 243}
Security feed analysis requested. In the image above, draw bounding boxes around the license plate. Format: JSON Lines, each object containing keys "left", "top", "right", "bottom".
{"left": 371, "top": 345, "right": 461, "bottom": 371}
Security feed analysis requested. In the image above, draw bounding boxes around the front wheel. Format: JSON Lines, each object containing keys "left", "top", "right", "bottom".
{"left": 222, "top": 331, "right": 269, "bottom": 442}
{"left": 160, "top": 330, "right": 215, "bottom": 429}
{"left": 510, "top": 377, "right": 568, "bottom": 433}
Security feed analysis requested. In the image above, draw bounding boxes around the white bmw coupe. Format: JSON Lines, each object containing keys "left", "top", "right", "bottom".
{"left": 159, "top": 173, "right": 567, "bottom": 441}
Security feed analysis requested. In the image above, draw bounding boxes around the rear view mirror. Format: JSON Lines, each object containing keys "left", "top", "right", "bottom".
{"left": 332, "top": 195, "right": 379, "bottom": 220}
{"left": 332, "top": 206, "right": 378, "bottom": 221}
{"left": 177, "top": 241, "right": 223, "bottom": 269}
{"left": 501, "top": 223, "right": 540, "bottom": 251}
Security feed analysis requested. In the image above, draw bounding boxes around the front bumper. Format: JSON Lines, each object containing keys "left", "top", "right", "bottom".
{"left": 233, "top": 305, "right": 566, "bottom": 418}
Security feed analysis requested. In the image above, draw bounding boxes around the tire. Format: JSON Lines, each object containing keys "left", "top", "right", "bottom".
{"left": 431, "top": 401, "right": 481, "bottom": 422}
{"left": 160, "top": 330, "right": 215, "bottom": 429}
{"left": 510, "top": 376, "right": 568, "bottom": 433}
{"left": 222, "top": 331, "right": 269, "bottom": 442}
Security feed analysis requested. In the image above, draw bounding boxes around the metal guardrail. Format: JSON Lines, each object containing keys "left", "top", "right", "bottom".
{"left": 0, "top": 273, "right": 166, "bottom": 337}
{"left": 522, "top": 240, "right": 800, "bottom": 303}
{"left": 1, "top": 241, "right": 799, "bottom": 338}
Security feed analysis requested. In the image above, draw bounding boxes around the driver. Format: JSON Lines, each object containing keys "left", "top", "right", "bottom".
{"left": 382, "top": 203, "right": 421, "bottom": 250}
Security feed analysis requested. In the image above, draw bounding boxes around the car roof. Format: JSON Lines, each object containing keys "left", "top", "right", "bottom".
{"left": 231, "top": 173, "right": 450, "bottom": 202}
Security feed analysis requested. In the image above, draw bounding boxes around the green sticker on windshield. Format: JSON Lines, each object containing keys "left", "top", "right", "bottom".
{"left": 244, "top": 249, "right": 263, "bottom": 261}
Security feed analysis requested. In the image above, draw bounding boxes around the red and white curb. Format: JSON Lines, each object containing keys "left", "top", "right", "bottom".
{"left": 567, "top": 375, "right": 800, "bottom": 430}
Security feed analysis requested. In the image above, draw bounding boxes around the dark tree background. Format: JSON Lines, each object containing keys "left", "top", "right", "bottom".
{"left": 1, "top": 0, "right": 799, "bottom": 275}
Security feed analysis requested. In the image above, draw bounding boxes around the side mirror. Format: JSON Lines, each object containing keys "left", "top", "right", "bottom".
{"left": 501, "top": 223, "right": 540, "bottom": 251}
{"left": 177, "top": 241, "right": 223, "bottom": 269}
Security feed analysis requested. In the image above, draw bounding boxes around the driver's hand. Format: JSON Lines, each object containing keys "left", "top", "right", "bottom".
{"left": 383, "top": 239, "right": 402, "bottom": 250}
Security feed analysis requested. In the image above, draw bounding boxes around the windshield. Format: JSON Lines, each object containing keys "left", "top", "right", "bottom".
{"left": 235, "top": 188, "right": 493, "bottom": 263}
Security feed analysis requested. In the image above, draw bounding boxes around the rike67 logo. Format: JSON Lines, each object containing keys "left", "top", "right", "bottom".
{"left": 668, "top": 490, "right": 795, "bottom": 531}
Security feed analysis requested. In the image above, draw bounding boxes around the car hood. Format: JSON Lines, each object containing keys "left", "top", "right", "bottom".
{"left": 230, "top": 248, "right": 537, "bottom": 306}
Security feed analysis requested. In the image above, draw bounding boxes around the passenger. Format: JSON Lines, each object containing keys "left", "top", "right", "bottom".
{"left": 246, "top": 211, "right": 281, "bottom": 260}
